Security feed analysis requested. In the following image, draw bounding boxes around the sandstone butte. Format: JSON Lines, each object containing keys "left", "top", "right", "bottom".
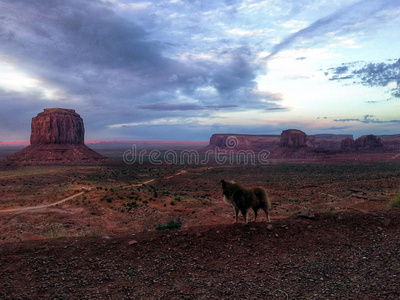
{"left": 279, "top": 129, "right": 307, "bottom": 148}
{"left": 6, "top": 108, "right": 105, "bottom": 165}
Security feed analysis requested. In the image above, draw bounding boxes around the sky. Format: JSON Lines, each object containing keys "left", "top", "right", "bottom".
{"left": 0, "top": 0, "right": 400, "bottom": 141}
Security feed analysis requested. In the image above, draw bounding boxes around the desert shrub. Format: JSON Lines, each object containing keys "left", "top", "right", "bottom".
{"left": 124, "top": 201, "right": 138, "bottom": 211}
{"left": 390, "top": 195, "right": 400, "bottom": 208}
{"left": 155, "top": 219, "right": 182, "bottom": 231}
{"left": 45, "top": 224, "right": 68, "bottom": 239}
{"left": 84, "top": 231, "right": 103, "bottom": 237}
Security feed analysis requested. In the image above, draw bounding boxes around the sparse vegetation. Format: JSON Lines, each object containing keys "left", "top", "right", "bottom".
{"left": 123, "top": 201, "right": 139, "bottom": 211}
{"left": 155, "top": 218, "right": 182, "bottom": 231}
{"left": 44, "top": 224, "right": 68, "bottom": 239}
{"left": 390, "top": 194, "right": 400, "bottom": 208}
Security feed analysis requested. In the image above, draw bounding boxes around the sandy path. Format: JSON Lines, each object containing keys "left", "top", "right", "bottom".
{"left": 0, "top": 191, "right": 86, "bottom": 213}
{"left": 124, "top": 169, "right": 189, "bottom": 188}
{"left": 392, "top": 152, "right": 400, "bottom": 159}
{"left": 0, "top": 166, "right": 216, "bottom": 214}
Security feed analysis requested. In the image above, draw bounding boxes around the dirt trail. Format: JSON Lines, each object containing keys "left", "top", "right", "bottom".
{"left": 0, "top": 191, "right": 86, "bottom": 213}
{"left": 0, "top": 167, "right": 204, "bottom": 214}
{"left": 392, "top": 152, "right": 400, "bottom": 159}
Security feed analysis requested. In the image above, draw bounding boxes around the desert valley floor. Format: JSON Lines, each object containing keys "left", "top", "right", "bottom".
{"left": 0, "top": 153, "right": 399, "bottom": 299}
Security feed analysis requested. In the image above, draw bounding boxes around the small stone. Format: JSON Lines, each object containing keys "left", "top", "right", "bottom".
{"left": 128, "top": 240, "right": 138, "bottom": 245}
{"left": 297, "top": 208, "right": 316, "bottom": 219}
{"left": 266, "top": 224, "right": 273, "bottom": 231}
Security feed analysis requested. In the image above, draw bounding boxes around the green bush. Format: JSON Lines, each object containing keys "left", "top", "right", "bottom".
{"left": 390, "top": 195, "right": 400, "bottom": 209}
{"left": 155, "top": 219, "right": 182, "bottom": 231}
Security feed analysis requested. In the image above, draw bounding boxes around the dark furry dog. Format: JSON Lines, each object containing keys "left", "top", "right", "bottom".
{"left": 220, "top": 179, "right": 271, "bottom": 224}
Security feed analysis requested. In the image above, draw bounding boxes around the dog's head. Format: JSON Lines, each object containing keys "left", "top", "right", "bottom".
{"left": 220, "top": 179, "right": 226, "bottom": 188}
{"left": 220, "top": 179, "right": 235, "bottom": 196}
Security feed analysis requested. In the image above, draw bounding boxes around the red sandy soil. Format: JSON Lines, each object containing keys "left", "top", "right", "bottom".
{"left": 0, "top": 152, "right": 399, "bottom": 299}
{"left": 0, "top": 209, "right": 399, "bottom": 299}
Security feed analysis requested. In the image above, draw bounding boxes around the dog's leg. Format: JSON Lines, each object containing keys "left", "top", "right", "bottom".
{"left": 262, "top": 207, "right": 270, "bottom": 223}
{"left": 242, "top": 209, "right": 248, "bottom": 224}
{"left": 234, "top": 207, "right": 239, "bottom": 223}
{"left": 253, "top": 208, "right": 258, "bottom": 222}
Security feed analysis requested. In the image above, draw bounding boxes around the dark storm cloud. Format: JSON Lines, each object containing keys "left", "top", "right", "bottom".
{"left": 326, "top": 59, "right": 400, "bottom": 98}
{"left": 0, "top": 0, "right": 280, "bottom": 140}
{"left": 0, "top": 0, "right": 178, "bottom": 99}
{"left": 0, "top": 0, "right": 251, "bottom": 104}
{"left": 265, "top": 0, "right": 400, "bottom": 60}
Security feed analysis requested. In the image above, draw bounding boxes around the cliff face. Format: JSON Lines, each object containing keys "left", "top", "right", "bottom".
{"left": 279, "top": 129, "right": 307, "bottom": 147}
{"left": 341, "top": 137, "right": 356, "bottom": 149}
{"left": 30, "top": 108, "right": 84, "bottom": 145}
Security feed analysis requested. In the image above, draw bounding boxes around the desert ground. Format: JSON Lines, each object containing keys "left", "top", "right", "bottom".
{"left": 0, "top": 148, "right": 399, "bottom": 299}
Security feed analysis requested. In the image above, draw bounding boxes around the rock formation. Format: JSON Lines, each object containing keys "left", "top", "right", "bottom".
{"left": 341, "top": 137, "right": 356, "bottom": 149}
{"left": 6, "top": 108, "right": 105, "bottom": 165}
{"left": 279, "top": 129, "right": 307, "bottom": 147}
{"left": 30, "top": 108, "right": 84, "bottom": 145}
{"left": 355, "top": 135, "right": 384, "bottom": 150}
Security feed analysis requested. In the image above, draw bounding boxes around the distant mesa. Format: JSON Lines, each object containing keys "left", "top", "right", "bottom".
{"left": 205, "top": 134, "right": 280, "bottom": 151}
{"left": 203, "top": 129, "right": 400, "bottom": 153}
{"left": 6, "top": 108, "right": 105, "bottom": 165}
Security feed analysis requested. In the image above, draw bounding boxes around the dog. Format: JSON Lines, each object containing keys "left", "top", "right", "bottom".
{"left": 220, "top": 179, "right": 271, "bottom": 224}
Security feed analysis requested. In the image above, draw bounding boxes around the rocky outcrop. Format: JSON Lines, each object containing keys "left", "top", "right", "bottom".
{"left": 6, "top": 108, "right": 105, "bottom": 165}
{"left": 355, "top": 135, "right": 384, "bottom": 150}
{"left": 279, "top": 129, "right": 307, "bottom": 147}
{"left": 30, "top": 108, "right": 84, "bottom": 145}
{"left": 341, "top": 137, "right": 355, "bottom": 149}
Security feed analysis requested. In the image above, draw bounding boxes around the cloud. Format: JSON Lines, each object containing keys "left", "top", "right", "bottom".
{"left": 334, "top": 115, "right": 400, "bottom": 124}
{"left": 137, "top": 102, "right": 237, "bottom": 111}
{"left": 322, "top": 126, "right": 352, "bottom": 130}
{"left": 226, "top": 28, "right": 273, "bottom": 37}
{"left": 265, "top": 107, "right": 289, "bottom": 112}
{"left": 0, "top": 0, "right": 286, "bottom": 141}
{"left": 265, "top": 0, "right": 400, "bottom": 60}
{"left": 326, "top": 59, "right": 400, "bottom": 98}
